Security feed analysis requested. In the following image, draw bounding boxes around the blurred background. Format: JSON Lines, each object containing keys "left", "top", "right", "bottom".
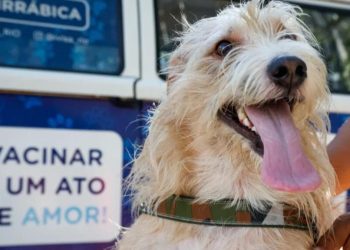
{"left": 0, "top": 0, "right": 349, "bottom": 249}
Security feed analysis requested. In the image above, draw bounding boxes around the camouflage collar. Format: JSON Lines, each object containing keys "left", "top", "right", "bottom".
{"left": 139, "top": 195, "right": 311, "bottom": 231}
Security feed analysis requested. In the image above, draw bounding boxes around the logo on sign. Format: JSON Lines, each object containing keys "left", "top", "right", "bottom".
{"left": 0, "top": 0, "right": 90, "bottom": 31}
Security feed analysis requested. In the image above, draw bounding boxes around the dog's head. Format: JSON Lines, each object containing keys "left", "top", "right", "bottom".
{"left": 165, "top": 0, "right": 331, "bottom": 192}
{"left": 133, "top": 0, "right": 334, "bottom": 209}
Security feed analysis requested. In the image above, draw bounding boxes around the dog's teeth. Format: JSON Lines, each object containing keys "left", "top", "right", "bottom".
{"left": 237, "top": 108, "right": 246, "bottom": 121}
{"left": 243, "top": 118, "right": 251, "bottom": 128}
{"left": 238, "top": 108, "right": 255, "bottom": 129}
{"left": 249, "top": 119, "right": 253, "bottom": 128}
{"left": 252, "top": 126, "right": 256, "bottom": 132}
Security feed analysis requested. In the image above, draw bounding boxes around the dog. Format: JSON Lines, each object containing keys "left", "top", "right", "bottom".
{"left": 119, "top": 1, "right": 336, "bottom": 249}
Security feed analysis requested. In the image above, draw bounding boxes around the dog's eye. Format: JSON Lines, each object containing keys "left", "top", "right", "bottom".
{"left": 216, "top": 40, "right": 233, "bottom": 57}
{"left": 280, "top": 34, "right": 297, "bottom": 41}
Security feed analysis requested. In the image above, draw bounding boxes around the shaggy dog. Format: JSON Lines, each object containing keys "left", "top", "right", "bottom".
{"left": 119, "top": 1, "right": 336, "bottom": 249}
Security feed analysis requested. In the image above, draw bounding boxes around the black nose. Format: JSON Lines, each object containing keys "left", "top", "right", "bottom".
{"left": 267, "top": 56, "right": 307, "bottom": 90}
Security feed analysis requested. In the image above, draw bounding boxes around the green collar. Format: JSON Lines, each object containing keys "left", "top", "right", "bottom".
{"left": 139, "top": 195, "right": 312, "bottom": 231}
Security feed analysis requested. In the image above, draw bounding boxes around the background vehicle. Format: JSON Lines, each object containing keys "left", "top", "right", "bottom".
{"left": 0, "top": 0, "right": 349, "bottom": 249}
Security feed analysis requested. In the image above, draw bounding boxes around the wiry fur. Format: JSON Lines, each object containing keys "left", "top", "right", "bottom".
{"left": 119, "top": 1, "right": 336, "bottom": 249}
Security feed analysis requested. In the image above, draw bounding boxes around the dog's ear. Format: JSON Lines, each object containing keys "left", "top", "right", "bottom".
{"left": 167, "top": 52, "right": 185, "bottom": 87}
{"left": 166, "top": 50, "right": 186, "bottom": 89}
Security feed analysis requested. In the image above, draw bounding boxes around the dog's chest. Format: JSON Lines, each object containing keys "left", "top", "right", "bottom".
{"left": 159, "top": 229, "right": 311, "bottom": 250}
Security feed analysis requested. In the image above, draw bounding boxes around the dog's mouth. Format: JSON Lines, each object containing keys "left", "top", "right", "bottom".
{"left": 218, "top": 104, "right": 263, "bottom": 156}
{"left": 218, "top": 98, "right": 297, "bottom": 156}
{"left": 218, "top": 98, "right": 322, "bottom": 193}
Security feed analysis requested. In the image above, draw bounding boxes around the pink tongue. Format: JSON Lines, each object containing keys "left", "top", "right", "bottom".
{"left": 245, "top": 101, "right": 321, "bottom": 192}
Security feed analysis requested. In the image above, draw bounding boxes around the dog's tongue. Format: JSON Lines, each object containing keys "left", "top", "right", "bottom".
{"left": 245, "top": 101, "right": 321, "bottom": 192}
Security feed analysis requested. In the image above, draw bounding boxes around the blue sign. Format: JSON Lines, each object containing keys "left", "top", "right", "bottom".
{"left": 0, "top": 0, "right": 124, "bottom": 75}
{"left": 0, "top": 0, "right": 89, "bottom": 30}
{"left": 0, "top": 93, "right": 142, "bottom": 250}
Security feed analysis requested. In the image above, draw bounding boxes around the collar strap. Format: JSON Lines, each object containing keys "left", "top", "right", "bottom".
{"left": 139, "top": 195, "right": 310, "bottom": 231}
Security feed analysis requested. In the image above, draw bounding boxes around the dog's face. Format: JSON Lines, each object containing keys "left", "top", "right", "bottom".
{"left": 163, "top": 0, "right": 330, "bottom": 195}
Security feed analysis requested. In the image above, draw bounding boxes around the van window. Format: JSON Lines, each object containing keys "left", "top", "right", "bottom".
{"left": 0, "top": 0, "right": 124, "bottom": 75}
{"left": 305, "top": 7, "right": 350, "bottom": 94}
{"left": 156, "top": 0, "right": 228, "bottom": 77}
{"left": 156, "top": 0, "right": 350, "bottom": 94}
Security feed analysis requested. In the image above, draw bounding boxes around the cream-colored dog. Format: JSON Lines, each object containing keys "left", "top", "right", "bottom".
{"left": 119, "top": 1, "right": 336, "bottom": 249}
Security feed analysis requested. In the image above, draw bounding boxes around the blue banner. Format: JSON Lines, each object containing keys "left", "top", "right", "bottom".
{"left": 0, "top": 0, "right": 123, "bottom": 74}
{"left": 0, "top": 94, "right": 142, "bottom": 249}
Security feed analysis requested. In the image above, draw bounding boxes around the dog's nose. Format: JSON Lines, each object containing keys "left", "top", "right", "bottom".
{"left": 267, "top": 56, "right": 307, "bottom": 90}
